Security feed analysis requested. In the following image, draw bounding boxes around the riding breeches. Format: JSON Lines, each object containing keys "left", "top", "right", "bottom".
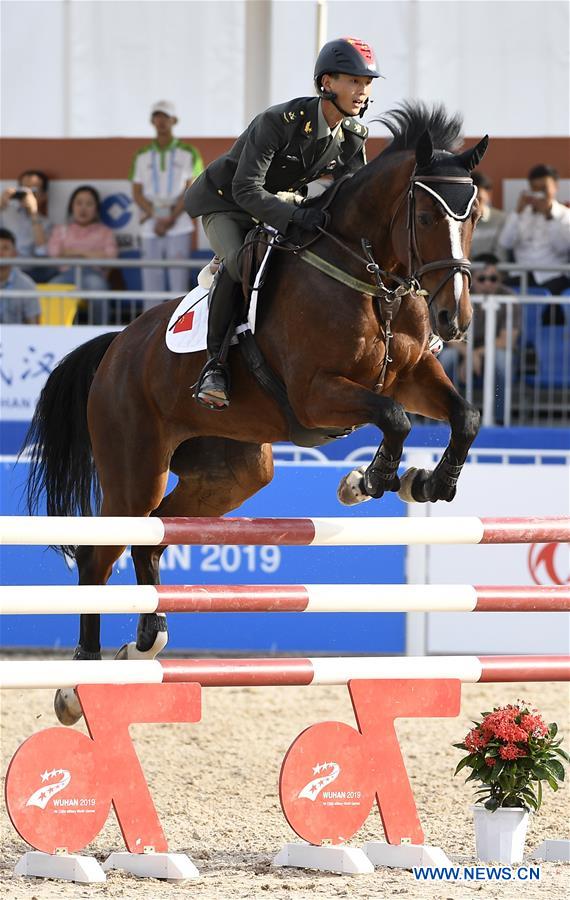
{"left": 201, "top": 211, "right": 255, "bottom": 283}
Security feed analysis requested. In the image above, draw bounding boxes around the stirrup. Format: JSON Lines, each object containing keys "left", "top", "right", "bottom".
{"left": 194, "top": 360, "right": 230, "bottom": 410}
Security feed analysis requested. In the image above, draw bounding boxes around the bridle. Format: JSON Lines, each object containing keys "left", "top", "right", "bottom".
{"left": 237, "top": 168, "right": 477, "bottom": 390}
{"left": 390, "top": 172, "right": 475, "bottom": 309}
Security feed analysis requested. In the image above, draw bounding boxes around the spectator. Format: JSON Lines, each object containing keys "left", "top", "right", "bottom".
{"left": 439, "top": 254, "right": 520, "bottom": 424}
{"left": 48, "top": 185, "right": 118, "bottom": 325}
{"left": 130, "top": 101, "right": 204, "bottom": 309}
{"left": 0, "top": 170, "right": 53, "bottom": 281}
{"left": 0, "top": 228, "right": 40, "bottom": 324}
{"left": 470, "top": 171, "right": 507, "bottom": 261}
{"left": 499, "top": 164, "right": 570, "bottom": 294}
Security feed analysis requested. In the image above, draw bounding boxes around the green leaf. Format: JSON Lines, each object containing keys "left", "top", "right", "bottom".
{"left": 549, "top": 722, "right": 558, "bottom": 738}
{"left": 544, "top": 759, "right": 565, "bottom": 781}
{"left": 454, "top": 755, "right": 477, "bottom": 775}
{"left": 484, "top": 798, "right": 499, "bottom": 811}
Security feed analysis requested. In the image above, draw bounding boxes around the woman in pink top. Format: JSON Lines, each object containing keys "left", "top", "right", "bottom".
{"left": 48, "top": 185, "right": 118, "bottom": 324}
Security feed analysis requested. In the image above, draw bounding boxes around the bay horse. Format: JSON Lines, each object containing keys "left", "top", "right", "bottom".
{"left": 25, "top": 103, "right": 488, "bottom": 724}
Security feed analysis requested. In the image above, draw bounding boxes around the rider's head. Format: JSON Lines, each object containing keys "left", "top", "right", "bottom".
{"left": 314, "top": 38, "right": 381, "bottom": 118}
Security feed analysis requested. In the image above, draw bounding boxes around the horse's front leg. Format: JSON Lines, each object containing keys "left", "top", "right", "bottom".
{"left": 292, "top": 374, "right": 411, "bottom": 506}
{"left": 392, "top": 352, "right": 480, "bottom": 503}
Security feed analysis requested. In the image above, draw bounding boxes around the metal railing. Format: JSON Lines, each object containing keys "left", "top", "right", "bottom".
{"left": 2, "top": 258, "right": 569, "bottom": 426}
{"left": 1, "top": 256, "right": 207, "bottom": 324}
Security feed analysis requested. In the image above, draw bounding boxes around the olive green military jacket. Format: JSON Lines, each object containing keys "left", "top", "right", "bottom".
{"left": 184, "top": 96, "right": 368, "bottom": 234}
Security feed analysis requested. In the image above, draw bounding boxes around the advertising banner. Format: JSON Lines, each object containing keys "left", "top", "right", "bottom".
{"left": 0, "top": 460, "right": 405, "bottom": 653}
{"left": 423, "top": 463, "right": 569, "bottom": 655}
{"left": 0, "top": 326, "right": 120, "bottom": 422}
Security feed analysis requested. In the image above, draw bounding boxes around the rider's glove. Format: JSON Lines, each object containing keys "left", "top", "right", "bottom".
{"left": 289, "top": 206, "right": 327, "bottom": 234}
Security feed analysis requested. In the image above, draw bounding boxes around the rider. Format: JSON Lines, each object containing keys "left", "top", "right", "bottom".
{"left": 184, "top": 37, "right": 381, "bottom": 409}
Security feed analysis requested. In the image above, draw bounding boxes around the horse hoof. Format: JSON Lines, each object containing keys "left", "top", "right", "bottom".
{"left": 115, "top": 632, "right": 168, "bottom": 660}
{"left": 54, "top": 688, "right": 83, "bottom": 726}
{"left": 398, "top": 468, "right": 419, "bottom": 503}
{"left": 115, "top": 641, "right": 134, "bottom": 660}
{"left": 337, "top": 467, "right": 372, "bottom": 506}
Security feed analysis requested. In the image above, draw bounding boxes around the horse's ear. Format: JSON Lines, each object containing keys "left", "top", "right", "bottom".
{"left": 457, "top": 135, "right": 489, "bottom": 171}
{"left": 415, "top": 130, "right": 434, "bottom": 168}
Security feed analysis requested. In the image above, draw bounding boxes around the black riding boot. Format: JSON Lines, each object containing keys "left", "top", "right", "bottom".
{"left": 195, "top": 264, "right": 240, "bottom": 409}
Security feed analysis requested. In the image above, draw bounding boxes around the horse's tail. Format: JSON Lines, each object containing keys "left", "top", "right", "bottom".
{"left": 23, "top": 332, "right": 119, "bottom": 556}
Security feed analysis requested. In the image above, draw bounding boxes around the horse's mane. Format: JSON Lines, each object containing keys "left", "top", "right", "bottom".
{"left": 377, "top": 100, "right": 464, "bottom": 155}
{"left": 308, "top": 101, "right": 464, "bottom": 207}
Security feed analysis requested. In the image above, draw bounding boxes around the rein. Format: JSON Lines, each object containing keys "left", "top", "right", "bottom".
{"left": 236, "top": 168, "right": 474, "bottom": 390}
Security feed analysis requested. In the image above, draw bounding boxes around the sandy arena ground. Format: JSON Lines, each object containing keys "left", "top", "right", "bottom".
{"left": 1, "top": 673, "right": 569, "bottom": 900}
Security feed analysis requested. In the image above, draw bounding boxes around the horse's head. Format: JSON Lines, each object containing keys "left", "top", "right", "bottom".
{"left": 408, "top": 130, "right": 489, "bottom": 340}
{"left": 372, "top": 104, "right": 489, "bottom": 341}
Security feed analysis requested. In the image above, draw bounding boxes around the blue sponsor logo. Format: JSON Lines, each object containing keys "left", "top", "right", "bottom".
{"left": 100, "top": 193, "right": 133, "bottom": 230}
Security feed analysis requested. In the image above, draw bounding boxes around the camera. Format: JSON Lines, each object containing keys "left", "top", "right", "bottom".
{"left": 12, "top": 188, "right": 30, "bottom": 200}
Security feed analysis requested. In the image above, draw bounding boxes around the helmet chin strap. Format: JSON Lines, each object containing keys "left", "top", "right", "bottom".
{"left": 319, "top": 87, "right": 371, "bottom": 119}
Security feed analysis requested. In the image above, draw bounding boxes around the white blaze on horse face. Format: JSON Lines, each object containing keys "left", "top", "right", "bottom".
{"left": 447, "top": 217, "right": 464, "bottom": 302}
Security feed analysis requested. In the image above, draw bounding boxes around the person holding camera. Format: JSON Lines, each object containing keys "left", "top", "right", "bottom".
{"left": 499, "top": 164, "right": 570, "bottom": 294}
{"left": 0, "top": 170, "right": 53, "bottom": 281}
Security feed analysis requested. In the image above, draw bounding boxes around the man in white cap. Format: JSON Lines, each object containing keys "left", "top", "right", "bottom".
{"left": 130, "top": 101, "right": 204, "bottom": 307}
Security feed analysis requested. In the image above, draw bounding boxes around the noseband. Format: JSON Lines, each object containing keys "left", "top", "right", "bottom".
{"left": 392, "top": 173, "right": 475, "bottom": 308}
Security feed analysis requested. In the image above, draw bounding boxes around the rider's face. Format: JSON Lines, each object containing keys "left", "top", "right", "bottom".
{"left": 323, "top": 73, "right": 373, "bottom": 115}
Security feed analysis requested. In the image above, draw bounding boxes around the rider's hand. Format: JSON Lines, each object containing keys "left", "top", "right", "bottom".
{"left": 289, "top": 206, "right": 327, "bottom": 234}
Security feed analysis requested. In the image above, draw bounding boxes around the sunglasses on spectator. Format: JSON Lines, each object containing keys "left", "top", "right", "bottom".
{"left": 474, "top": 274, "right": 499, "bottom": 283}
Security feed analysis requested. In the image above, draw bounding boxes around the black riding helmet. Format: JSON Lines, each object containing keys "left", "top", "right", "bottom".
{"left": 314, "top": 37, "right": 381, "bottom": 117}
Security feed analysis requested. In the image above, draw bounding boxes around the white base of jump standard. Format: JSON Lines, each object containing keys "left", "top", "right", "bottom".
{"left": 363, "top": 841, "right": 453, "bottom": 869}
{"left": 273, "top": 842, "right": 374, "bottom": 874}
{"left": 531, "top": 839, "right": 570, "bottom": 862}
{"left": 102, "top": 851, "right": 199, "bottom": 880}
{"left": 14, "top": 851, "right": 106, "bottom": 883}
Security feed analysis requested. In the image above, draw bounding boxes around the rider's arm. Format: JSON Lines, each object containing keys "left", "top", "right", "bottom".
{"left": 232, "top": 111, "right": 297, "bottom": 234}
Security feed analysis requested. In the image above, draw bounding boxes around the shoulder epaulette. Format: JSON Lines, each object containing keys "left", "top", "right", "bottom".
{"left": 340, "top": 118, "right": 368, "bottom": 139}
{"left": 274, "top": 97, "right": 313, "bottom": 125}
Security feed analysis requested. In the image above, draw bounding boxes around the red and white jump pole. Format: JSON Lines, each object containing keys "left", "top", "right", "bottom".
{"left": 0, "top": 655, "right": 568, "bottom": 689}
{"left": 1, "top": 583, "right": 568, "bottom": 615}
{"left": 1, "top": 515, "right": 568, "bottom": 547}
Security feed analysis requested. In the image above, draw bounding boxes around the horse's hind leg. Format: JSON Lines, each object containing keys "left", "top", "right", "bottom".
{"left": 54, "top": 542, "right": 128, "bottom": 725}
{"left": 393, "top": 352, "right": 480, "bottom": 502}
{"left": 124, "top": 438, "right": 274, "bottom": 660}
{"left": 55, "top": 441, "right": 170, "bottom": 725}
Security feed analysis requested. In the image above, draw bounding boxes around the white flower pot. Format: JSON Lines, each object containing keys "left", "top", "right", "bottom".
{"left": 472, "top": 805, "right": 530, "bottom": 863}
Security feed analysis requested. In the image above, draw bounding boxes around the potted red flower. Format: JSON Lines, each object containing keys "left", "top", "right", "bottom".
{"left": 454, "top": 702, "right": 568, "bottom": 863}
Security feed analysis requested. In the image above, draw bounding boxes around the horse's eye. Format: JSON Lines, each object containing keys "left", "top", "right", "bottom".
{"left": 418, "top": 212, "right": 433, "bottom": 227}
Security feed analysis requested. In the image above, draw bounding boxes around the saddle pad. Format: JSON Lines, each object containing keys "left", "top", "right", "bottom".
{"left": 165, "top": 243, "right": 273, "bottom": 354}
{"left": 166, "top": 285, "right": 210, "bottom": 354}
